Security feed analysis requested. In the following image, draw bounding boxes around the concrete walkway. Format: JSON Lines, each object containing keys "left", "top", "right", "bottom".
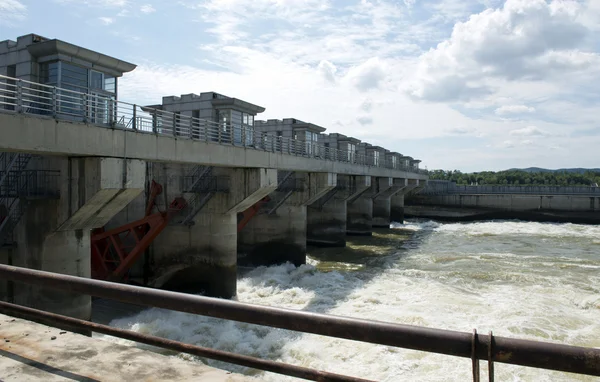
{"left": 0, "top": 314, "right": 255, "bottom": 381}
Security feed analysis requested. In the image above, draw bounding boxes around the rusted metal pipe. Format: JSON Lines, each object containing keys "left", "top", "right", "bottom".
{"left": 0, "top": 264, "right": 598, "bottom": 376}
{"left": 0, "top": 301, "right": 371, "bottom": 382}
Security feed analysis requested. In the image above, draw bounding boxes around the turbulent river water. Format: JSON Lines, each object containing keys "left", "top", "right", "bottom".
{"left": 101, "top": 220, "right": 600, "bottom": 381}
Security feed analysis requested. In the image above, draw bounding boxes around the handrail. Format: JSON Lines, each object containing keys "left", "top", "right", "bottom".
{"left": 420, "top": 181, "right": 600, "bottom": 196}
{"left": 0, "top": 74, "right": 428, "bottom": 175}
{"left": 0, "top": 264, "right": 598, "bottom": 380}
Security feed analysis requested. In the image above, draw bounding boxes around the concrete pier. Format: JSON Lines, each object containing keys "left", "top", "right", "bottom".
{"left": 346, "top": 176, "right": 372, "bottom": 236}
{"left": 307, "top": 193, "right": 347, "bottom": 247}
{"left": 149, "top": 165, "right": 277, "bottom": 298}
{"left": 239, "top": 172, "right": 335, "bottom": 266}
{"left": 372, "top": 178, "right": 405, "bottom": 228}
{"left": 391, "top": 179, "right": 418, "bottom": 224}
{"left": 7, "top": 157, "right": 144, "bottom": 320}
{"left": 391, "top": 193, "right": 405, "bottom": 223}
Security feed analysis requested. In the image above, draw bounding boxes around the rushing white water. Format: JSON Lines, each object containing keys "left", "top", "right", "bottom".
{"left": 101, "top": 220, "right": 600, "bottom": 381}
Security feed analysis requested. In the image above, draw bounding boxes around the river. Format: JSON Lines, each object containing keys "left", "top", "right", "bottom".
{"left": 101, "top": 220, "right": 600, "bottom": 381}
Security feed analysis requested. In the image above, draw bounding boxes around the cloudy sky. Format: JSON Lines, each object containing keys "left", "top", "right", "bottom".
{"left": 1, "top": 0, "right": 599, "bottom": 171}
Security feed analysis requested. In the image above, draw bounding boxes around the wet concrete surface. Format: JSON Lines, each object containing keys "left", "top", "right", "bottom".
{"left": 0, "top": 313, "right": 253, "bottom": 381}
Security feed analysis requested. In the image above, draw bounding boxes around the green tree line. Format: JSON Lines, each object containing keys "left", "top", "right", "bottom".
{"left": 429, "top": 170, "right": 600, "bottom": 186}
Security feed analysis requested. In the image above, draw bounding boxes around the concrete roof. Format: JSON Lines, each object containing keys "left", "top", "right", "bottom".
{"left": 211, "top": 97, "right": 266, "bottom": 114}
{"left": 386, "top": 151, "right": 403, "bottom": 156}
{"left": 291, "top": 122, "right": 326, "bottom": 133}
{"left": 27, "top": 39, "right": 136, "bottom": 75}
{"left": 328, "top": 133, "right": 361, "bottom": 143}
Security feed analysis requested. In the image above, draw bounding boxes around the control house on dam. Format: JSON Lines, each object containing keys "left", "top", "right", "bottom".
{"left": 0, "top": 33, "right": 428, "bottom": 321}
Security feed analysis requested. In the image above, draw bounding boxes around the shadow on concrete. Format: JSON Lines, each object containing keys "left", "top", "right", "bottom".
{"left": 0, "top": 348, "right": 100, "bottom": 382}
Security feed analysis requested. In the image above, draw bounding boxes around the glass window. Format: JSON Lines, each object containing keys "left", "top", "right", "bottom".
{"left": 347, "top": 143, "right": 356, "bottom": 162}
{"left": 392, "top": 156, "right": 397, "bottom": 168}
{"left": 40, "top": 61, "right": 59, "bottom": 85}
{"left": 373, "top": 151, "right": 380, "bottom": 166}
{"left": 61, "top": 62, "right": 88, "bottom": 92}
{"left": 90, "top": 70, "right": 104, "bottom": 90}
{"left": 241, "top": 113, "right": 254, "bottom": 126}
{"left": 104, "top": 75, "right": 116, "bottom": 94}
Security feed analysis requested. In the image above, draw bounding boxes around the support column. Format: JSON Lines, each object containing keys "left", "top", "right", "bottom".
{"left": 150, "top": 166, "right": 277, "bottom": 298}
{"left": 346, "top": 176, "right": 372, "bottom": 236}
{"left": 307, "top": 186, "right": 347, "bottom": 247}
{"left": 391, "top": 178, "right": 418, "bottom": 223}
{"left": 239, "top": 172, "right": 335, "bottom": 267}
{"left": 11, "top": 157, "right": 145, "bottom": 320}
{"left": 372, "top": 178, "right": 406, "bottom": 228}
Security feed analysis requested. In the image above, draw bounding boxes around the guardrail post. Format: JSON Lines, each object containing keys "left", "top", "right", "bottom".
{"left": 82, "top": 93, "right": 88, "bottom": 123}
{"left": 15, "top": 79, "right": 23, "bottom": 113}
{"left": 52, "top": 87, "right": 58, "bottom": 117}
{"left": 132, "top": 104, "right": 137, "bottom": 131}
{"left": 172, "top": 114, "right": 177, "bottom": 137}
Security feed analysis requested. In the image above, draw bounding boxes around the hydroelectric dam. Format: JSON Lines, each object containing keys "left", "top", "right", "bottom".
{"left": 1, "top": 33, "right": 599, "bottom": 382}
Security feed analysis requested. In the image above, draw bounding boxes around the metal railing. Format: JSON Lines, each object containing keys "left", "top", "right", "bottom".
{"left": 0, "top": 170, "right": 61, "bottom": 198}
{"left": 0, "top": 75, "right": 428, "bottom": 175}
{"left": 420, "top": 181, "right": 600, "bottom": 196}
{"left": 0, "top": 264, "right": 598, "bottom": 381}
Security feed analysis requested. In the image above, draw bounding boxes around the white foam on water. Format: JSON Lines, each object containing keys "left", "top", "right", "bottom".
{"left": 434, "top": 220, "right": 600, "bottom": 239}
{"left": 102, "top": 220, "right": 600, "bottom": 381}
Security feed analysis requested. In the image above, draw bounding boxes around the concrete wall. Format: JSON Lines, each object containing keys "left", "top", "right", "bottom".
{"left": 0, "top": 113, "right": 428, "bottom": 181}
{"left": 418, "top": 194, "right": 600, "bottom": 212}
{"left": 0, "top": 34, "right": 39, "bottom": 82}
{"left": 307, "top": 196, "right": 347, "bottom": 247}
{"left": 238, "top": 204, "right": 307, "bottom": 266}
{"left": 1, "top": 156, "right": 144, "bottom": 321}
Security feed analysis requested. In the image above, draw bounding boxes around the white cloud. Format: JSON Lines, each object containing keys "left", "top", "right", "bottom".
{"left": 495, "top": 104, "right": 535, "bottom": 115}
{"left": 407, "top": 0, "right": 598, "bottom": 102}
{"left": 112, "top": 0, "right": 600, "bottom": 171}
{"left": 140, "top": 4, "right": 155, "bottom": 13}
{"left": 317, "top": 60, "right": 337, "bottom": 84}
{"left": 0, "top": 0, "right": 26, "bottom": 26}
{"left": 509, "top": 126, "right": 550, "bottom": 137}
{"left": 445, "top": 126, "right": 483, "bottom": 137}
{"left": 345, "top": 57, "right": 388, "bottom": 92}
{"left": 356, "top": 115, "right": 373, "bottom": 125}
{"left": 98, "top": 16, "right": 114, "bottom": 25}
{"left": 55, "top": 0, "right": 127, "bottom": 7}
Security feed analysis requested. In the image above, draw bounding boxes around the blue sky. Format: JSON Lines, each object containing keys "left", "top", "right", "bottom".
{"left": 1, "top": 0, "right": 599, "bottom": 172}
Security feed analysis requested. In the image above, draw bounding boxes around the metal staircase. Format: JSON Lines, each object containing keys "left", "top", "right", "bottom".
{"left": 260, "top": 171, "right": 300, "bottom": 215}
{"left": 178, "top": 165, "right": 229, "bottom": 225}
{"left": 0, "top": 153, "right": 33, "bottom": 247}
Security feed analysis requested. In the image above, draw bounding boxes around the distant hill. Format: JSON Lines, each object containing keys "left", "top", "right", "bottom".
{"left": 507, "top": 167, "right": 600, "bottom": 174}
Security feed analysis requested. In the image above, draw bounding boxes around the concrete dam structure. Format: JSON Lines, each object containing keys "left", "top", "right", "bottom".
{"left": 0, "top": 33, "right": 427, "bottom": 321}
{"left": 407, "top": 180, "right": 600, "bottom": 224}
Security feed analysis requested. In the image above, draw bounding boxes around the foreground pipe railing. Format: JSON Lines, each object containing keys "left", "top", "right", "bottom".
{"left": 0, "top": 301, "right": 370, "bottom": 382}
{"left": 0, "top": 264, "right": 598, "bottom": 378}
